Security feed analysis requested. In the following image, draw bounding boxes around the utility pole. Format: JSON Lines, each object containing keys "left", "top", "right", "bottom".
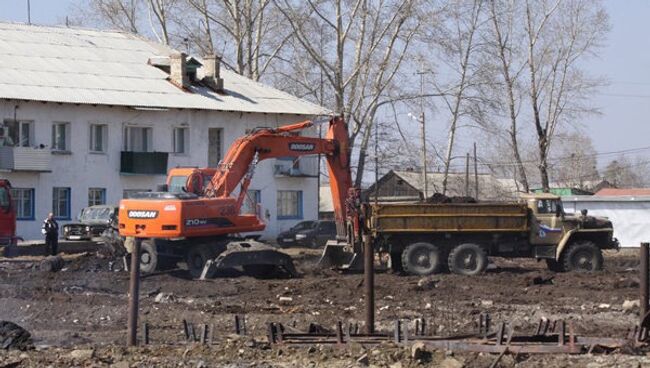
{"left": 418, "top": 61, "right": 428, "bottom": 199}
{"left": 473, "top": 142, "right": 479, "bottom": 200}
{"left": 465, "top": 153, "right": 470, "bottom": 197}
{"left": 27, "top": 0, "right": 31, "bottom": 25}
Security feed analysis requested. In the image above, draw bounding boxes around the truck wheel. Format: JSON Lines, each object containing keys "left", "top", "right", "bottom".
{"left": 186, "top": 245, "right": 217, "bottom": 279}
{"left": 448, "top": 243, "right": 488, "bottom": 276}
{"left": 545, "top": 259, "right": 565, "bottom": 272}
{"left": 562, "top": 241, "right": 603, "bottom": 272}
{"left": 139, "top": 240, "right": 158, "bottom": 274}
{"left": 401, "top": 242, "right": 442, "bottom": 276}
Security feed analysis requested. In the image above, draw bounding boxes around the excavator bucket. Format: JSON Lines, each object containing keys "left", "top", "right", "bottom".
{"left": 200, "top": 240, "right": 298, "bottom": 279}
{"left": 317, "top": 240, "right": 363, "bottom": 270}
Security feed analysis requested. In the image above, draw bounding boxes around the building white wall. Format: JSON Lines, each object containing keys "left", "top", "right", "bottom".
{"left": 562, "top": 196, "right": 650, "bottom": 247}
{"left": 0, "top": 100, "right": 318, "bottom": 241}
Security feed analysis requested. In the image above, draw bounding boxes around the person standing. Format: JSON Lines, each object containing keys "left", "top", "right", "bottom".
{"left": 42, "top": 213, "right": 59, "bottom": 256}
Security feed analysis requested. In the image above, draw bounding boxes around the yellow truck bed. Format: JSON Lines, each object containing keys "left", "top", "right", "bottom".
{"left": 369, "top": 202, "right": 530, "bottom": 233}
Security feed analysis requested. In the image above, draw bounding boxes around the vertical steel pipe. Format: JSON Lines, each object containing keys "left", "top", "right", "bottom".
{"left": 364, "top": 234, "right": 375, "bottom": 334}
{"left": 641, "top": 242, "right": 649, "bottom": 324}
{"left": 127, "top": 238, "right": 142, "bottom": 346}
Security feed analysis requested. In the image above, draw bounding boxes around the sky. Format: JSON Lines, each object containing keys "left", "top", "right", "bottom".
{"left": 0, "top": 0, "right": 648, "bottom": 164}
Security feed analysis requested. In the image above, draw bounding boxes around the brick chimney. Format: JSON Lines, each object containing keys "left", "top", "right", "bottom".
{"left": 202, "top": 54, "right": 224, "bottom": 92}
{"left": 170, "top": 52, "right": 189, "bottom": 89}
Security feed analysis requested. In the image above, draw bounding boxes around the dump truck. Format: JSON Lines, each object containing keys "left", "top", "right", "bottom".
{"left": 321, "top": 193, "right": 619, "bottom": 275}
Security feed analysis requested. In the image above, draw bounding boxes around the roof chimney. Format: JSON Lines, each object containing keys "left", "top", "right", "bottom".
{"left": 202, "top": 54, "right": 224, "bottom": 92}
{"left": 170, "top": 52, "right": 189, "bottom": 89}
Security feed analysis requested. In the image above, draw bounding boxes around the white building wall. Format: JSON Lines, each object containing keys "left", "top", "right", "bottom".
{"left": 0, "top": 100, "right": 318, "bottom": 240}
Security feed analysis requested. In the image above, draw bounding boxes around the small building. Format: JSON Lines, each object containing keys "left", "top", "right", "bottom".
{"left": 0, "top": 22, "right": 327, "bottom": 240}
{"left": 364, "top": 170, "right": 522, "bottom": 201}
{"left": 595, "top": 188, "right": 650, "bottom": 196}
{"left": 532, "top": 187, "right": 594, "bottom": 196}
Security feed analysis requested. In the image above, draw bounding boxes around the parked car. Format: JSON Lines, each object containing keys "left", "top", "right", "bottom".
{"left": 296, "top": 220, "right": 338, "bottom": 248}
{"left": 276, "top": 221, "right": 315, "bottom": 247}
{"left": 63, "top": 205, "right": 118, "bottom": 241}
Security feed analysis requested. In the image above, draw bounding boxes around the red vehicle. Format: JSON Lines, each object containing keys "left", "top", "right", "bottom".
{"left": 0, "top": 179, "right": 18, "bottom": 247}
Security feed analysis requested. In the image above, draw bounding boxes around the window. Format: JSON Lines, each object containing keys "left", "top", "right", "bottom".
{"left": 123, "top": 126, "right": 152, "bottom": 152}
{"left": 52, "top": 122, "right": 70, "bottom": 151}
{"left": 11, "top": 188, "right": 34, "bottom": 220}
{"left": 537, "top": 199, "right": 559, "bottom": 214}
{"left": 208, "top": 128, "right": 223, "bottom": 167}
{"left": 89, "top": 124, "right": 108, "bottom": 152}
{"left": 277, "top": 190, "right": 302, "bottom": 219}
{"left": 123, "top": 189, "right": 151, "bottom": 199}
{"left": 88, "top": 188, "right": 106, "bottom": 206}
{"left": 241, "top": 190, "right": 261, "bottom": 215}
{"left": 2, "top": 119, "right": 32, "bottom": 147}
{"left": 173, "top": 127, "right": 189, "bottom": 154}
{"left": 52, "top": 187, "right": 71, "bottom": 220}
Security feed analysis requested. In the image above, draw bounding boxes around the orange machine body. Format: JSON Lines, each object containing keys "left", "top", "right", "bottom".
{"left": 118, "top": 117, "right": 352, "bottom": 240}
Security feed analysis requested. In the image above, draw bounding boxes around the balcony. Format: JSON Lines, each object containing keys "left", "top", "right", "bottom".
{"left": 0, "top": 146, "right": 51, "bottom": 172}
{"left": 274, "top": 156, "right": 319, "bottom": 178}
{"left": 120, "top": 151, "right": 168, "bottom": 175}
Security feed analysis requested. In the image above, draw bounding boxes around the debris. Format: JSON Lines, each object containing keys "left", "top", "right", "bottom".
{"left": 279, "top": 296, "right": 293, "bottom": 304}
{"left": 440, "top": 357, "right": 463, "bottom": 368}
{"left": 410, "top": 342, "right": 428, "bottom": 361}
{"left": 622, "top": 299, "right": 640, "bottom": 312}
{"left": 356, "top": 353, "right": 369, "bottom": 366}
{"left": 531, "top": 275, "right": 554, "bottom": 285}
{"left": 416, "top": 277, "right": 437, "bottom": 290}
{"left": 39, "top": 255, "right": 64, "bottom": 272}
{"left": 154, "top": 292, "right": 174, "bottom": 304}
{"left": 68, "top": 349, "right": 94, "bottom": 360}
{"left": 0, "top": 321, "right": 33, "bottom": 351}
{"left": 481, "top": 300, "right": 494, "bottom": 307}
{"left": 598, "top": 303, "right": 611, "bottom": 309}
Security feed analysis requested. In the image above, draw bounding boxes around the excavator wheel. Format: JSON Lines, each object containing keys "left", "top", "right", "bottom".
{"left": 186, "top": 245, "right": 218, "bottom": 279}
{"left": 139, "top": 240, "right": 159, "bottom": 274}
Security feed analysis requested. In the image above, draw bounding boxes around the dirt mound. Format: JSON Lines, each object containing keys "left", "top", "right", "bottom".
{"left": 0, "top": 321, "right": 33, "bottom": 350}
{"left": 426, "top": 193, "right": 477, "bottom": 203}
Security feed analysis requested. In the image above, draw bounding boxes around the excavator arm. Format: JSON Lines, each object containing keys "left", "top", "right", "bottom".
{"left": 204, "top": 116, "right": 353, "bottom": 238}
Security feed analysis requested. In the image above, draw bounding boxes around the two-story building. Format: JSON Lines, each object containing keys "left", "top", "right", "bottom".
{"left": 0, "top": 22, "right": 328, "bottom": 240}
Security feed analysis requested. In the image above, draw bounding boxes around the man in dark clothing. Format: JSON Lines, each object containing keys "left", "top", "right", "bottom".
{"left": 42, "top": 213, "right": 59, "bottom": 256}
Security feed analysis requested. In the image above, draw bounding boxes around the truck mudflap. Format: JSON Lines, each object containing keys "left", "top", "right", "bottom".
{"left": 317, "top": 240, "right": 363, "bottom": 270}
{"left": 200, "top": 240, "right": 298, "bottom": 279}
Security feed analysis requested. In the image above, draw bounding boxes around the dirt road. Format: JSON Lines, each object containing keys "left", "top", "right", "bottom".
{"left": 1, "top": 247, "right": 648, "bottom": 367}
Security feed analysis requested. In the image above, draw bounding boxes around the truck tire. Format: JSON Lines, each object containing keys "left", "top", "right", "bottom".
{"left": 401, "top": 242, "right": 442, "bottom": 276}
{"left": 562, "top": 241, "right": 603, "bottom": 272}
{"left": 448, "top": 243, "right": 488, "bottom": 276}
{"left": 545, "top": 259, "right": 564, "bottom": 272}
{"left": 139, "top": 240, "right": 158, "bottom": 274}
{"left": 186, "top": 245, "right": 218, "bottom": 279}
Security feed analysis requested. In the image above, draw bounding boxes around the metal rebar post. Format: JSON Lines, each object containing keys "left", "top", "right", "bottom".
{"left": 364, "top": 234, "right": 375, "bottom": 334}
{"left": 127, "top": 238, "right": 142, "bottom": 346}
{"left": 641, "top": 242, "right": 649, "bottom": 323}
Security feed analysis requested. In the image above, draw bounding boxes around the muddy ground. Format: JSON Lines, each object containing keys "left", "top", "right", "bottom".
{"left": 1, "top": 245, "right": 649, "bottom": 367}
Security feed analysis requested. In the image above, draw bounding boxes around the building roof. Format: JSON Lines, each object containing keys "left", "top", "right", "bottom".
{"left": 595, "top": 188, "right": 650, "bottom": 196}
{"left": 0, "top": 22, "right": 328, "bottom": 115}
{"left": 381, "top": 170, "right": 523, "bottom": 201}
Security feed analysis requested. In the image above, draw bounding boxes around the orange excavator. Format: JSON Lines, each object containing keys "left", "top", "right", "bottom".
{"left": 118, "top": 117, "right": 358, "bottom": 277}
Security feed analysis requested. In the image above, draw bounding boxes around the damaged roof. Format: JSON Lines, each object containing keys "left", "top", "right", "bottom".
{"left": 0, "top": 22, "right": 329, "bottom": 115}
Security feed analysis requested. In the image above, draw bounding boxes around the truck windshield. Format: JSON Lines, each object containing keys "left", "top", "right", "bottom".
{"left": 537, "top": 199, "right": 561, "bottom": 214}
{"left": 168, "top": 176, "right": 188, "bottom": 193}
{"left": 0, "top": 187, "right": 9, "bottom": 211}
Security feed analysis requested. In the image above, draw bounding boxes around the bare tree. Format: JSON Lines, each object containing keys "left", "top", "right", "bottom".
{"left": 485, "top": 0, "right": 529, "bottom": 191}
{"left": 549, "top": 132, "right": 599, "bottom": 189}
{"left": 434, "top": 0, "right": 485, "bottom": 195}
{"left": 72, "top": 0, "right": 142, "bottom": 33}
{"left": 274, "top": 0, "right": 424, "bottom": 186}
{"left": 184, "top": 0, "right": 289, "bottom": 80}
{"left": 524, "top": 0, "right": 609, "bottom": 191}
{"left": 147, "top": 0, "right": 179, "bottom": 45}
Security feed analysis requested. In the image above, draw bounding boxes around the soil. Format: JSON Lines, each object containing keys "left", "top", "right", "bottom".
{"left": 1, "top": 245, "right": 649, "bottom": 367}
